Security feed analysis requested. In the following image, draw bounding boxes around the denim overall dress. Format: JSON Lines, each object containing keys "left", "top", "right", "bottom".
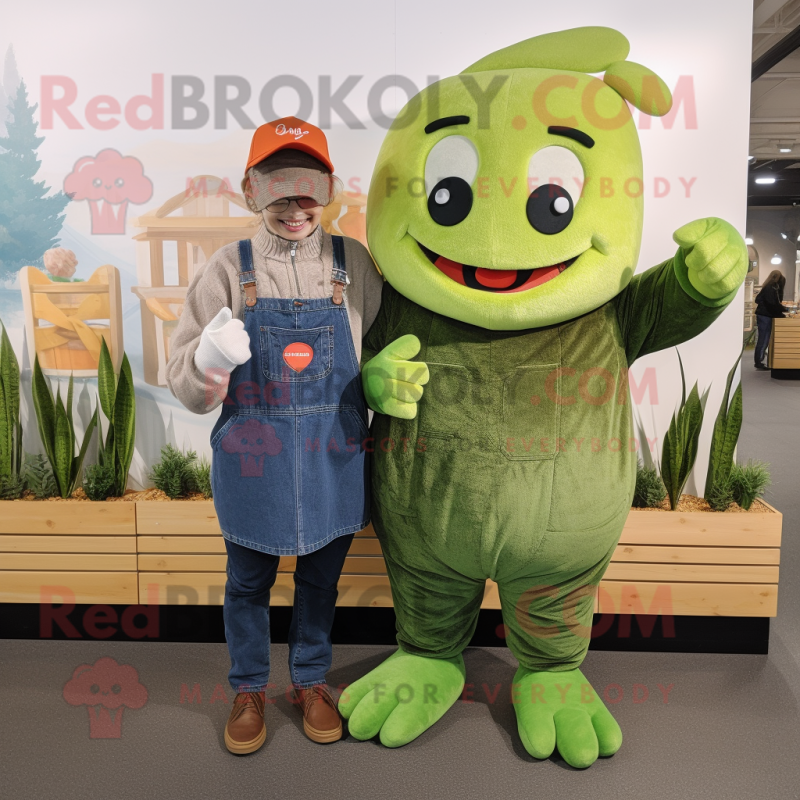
{"left": 210, "top": 236, "right": 370, "bottom": 555}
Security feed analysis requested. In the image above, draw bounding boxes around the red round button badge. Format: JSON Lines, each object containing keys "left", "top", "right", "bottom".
{"left": 283, "top": 342, "right": 314, "bottom": 372}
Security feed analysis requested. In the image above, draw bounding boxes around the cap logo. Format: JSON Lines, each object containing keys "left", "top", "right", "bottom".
{"left": 275, "top": 123, "right": 309, "bottom": 140}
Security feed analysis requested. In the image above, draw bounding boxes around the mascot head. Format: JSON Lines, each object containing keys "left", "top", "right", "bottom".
{"left": 367, "top": 26, "right": 673, "bottom": 330}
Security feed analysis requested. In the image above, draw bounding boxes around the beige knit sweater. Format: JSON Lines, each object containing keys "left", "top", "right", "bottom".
{"left": 166, "top": 222, "right": 384, "bottom": 414}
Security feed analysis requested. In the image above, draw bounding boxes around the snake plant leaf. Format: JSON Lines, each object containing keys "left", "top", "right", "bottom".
{"left": 683, "top": 383, "right": 704, "bottom": 473}
{"left": 53, "top": 391, "right": 72, "bottom": 498}
{"left": 71, "top": 407, "right": 98, "bottom": 495}
{"left": 97, "top": 337, "right": 116, "bottom": 424}
{"left": 32, "top": 356, "right": 56, "bottom": 470}
{"left": 704, "top": 350, "right": 745, "bottom": 498}
{"left": 65, "top": 373, "right": 75, "bottom": 448}
{"left": 660, "top": 379, "right": 705, "bottom": 510}
{"left": 0, "top": 363, "right": 8, "bottom": 481}
{"left": 13, "top": 417, "right": 22, "bottom": 477}
{"left": 0, "top": 323, "right": 20, "bottom": 481}
{"left": 112, "top": 353, "right": 136, "bottom": 495}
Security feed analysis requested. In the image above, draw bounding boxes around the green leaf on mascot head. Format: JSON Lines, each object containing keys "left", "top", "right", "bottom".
{"left": 603, "top": 61, "right": 673, "bottom": 116}
{"left": 461, "top": 26, "right": 631, "bottom": 74}
{"left": 367, "top": 26, "right": 676, "bottom": 333}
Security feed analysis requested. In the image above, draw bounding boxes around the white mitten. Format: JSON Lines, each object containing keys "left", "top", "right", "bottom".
{"left": 194, "top": 308, "right": 252, "bottom": 375}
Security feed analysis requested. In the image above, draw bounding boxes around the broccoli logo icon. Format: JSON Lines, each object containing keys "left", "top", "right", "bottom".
{"left": 221, "top": 417, "right": 282, "bottom": 477}
{"left": 62, "top": 657, "right": 148, "bottom": 738}
{"left": 64, "top": 149, "right": 153, "bottom": 234}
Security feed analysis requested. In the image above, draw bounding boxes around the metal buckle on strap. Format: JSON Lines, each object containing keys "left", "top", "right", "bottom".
{"left": 243, "top": 282, "right": 257, "bottom": 307}
{"left": 239, "top": 269, "right": 257, "bottom": 307}
{"left": 331, "top": 268, "right": 349, "bottom": 306}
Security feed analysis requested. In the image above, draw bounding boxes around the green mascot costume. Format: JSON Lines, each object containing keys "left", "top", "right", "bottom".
{"left": 338, "top": 26, "right": 748, "bottom": 768}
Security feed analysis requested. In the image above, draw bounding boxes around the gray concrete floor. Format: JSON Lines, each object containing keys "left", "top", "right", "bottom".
{"left": 0, "top": 365, "right": 798, "bottom": 800}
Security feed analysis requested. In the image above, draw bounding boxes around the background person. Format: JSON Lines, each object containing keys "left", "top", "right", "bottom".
{"left": 754, "top": 269, "right": 786, "bottom": 370}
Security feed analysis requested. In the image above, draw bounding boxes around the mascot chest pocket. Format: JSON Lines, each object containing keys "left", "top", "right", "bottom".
{"left": 502, "top": 364, "right": 560, "bottom": 461}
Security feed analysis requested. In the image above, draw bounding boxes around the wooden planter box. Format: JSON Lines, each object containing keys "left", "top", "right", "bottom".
{"left": 0, "top": 501, "right": 138, "bottom": 604}
{"left": 0, "top": 499, "right": 782, "bottom": 619}
{"left": 135, "top": 500, "right": 782, "bottom": 618}
{"left": 596, "top": 502, "right": 782, "bottom": 618}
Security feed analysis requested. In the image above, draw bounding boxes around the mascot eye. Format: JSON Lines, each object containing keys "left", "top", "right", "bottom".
{"left": 427, "top": 177, "right": 472, "bottom": 226}
{"left": 526, "top": 145, "right": 584, "bottom": 234}
{"left": 115, "top": 178, "right": 125, "bottom": 188}
{"left": 424, "top": 135, "right": 479, "bottom": 227}
{"left": 92, "top": 177, "right": 102, "bottom": 188}
{"left": 526, "top": 184, "right": 574, "bottom": 235}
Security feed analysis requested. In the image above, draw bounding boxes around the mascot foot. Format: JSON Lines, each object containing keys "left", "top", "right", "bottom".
{"left": 338, "top": 649, "right": 465, "bottom": 747}
{"left": 513, "top": 667, "right": 622, "bottom": 768}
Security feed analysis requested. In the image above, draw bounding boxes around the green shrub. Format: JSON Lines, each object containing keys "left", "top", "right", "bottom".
{"left": 150, "top": 444, "right": 198, "bottom": 499}
{"left": 0, "top": 474, "right": 25, "bottom": 499}
{"left": 730, "top": 460, "right": 771, "bottom": 510}
{"left": 82, "top": 463, "right": 116, "bottom": 501}
{"left": 706, "top": 474, "right": 734, "bottom": 512}
{"left": 191, "top": 456, "right": 212, "bottom": 499}
{"left": 23, "top": 453, "right": 58, "bottom": 499}
{"left": 632, "top": 463, "right": 666, "bottom": 508}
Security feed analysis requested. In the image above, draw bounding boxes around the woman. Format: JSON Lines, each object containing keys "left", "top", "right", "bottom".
{"left": 166, "top": 116, "right": 384, "bottom": 754}
{"left": 754, "top": 269, "right": 786, "bottom": 370}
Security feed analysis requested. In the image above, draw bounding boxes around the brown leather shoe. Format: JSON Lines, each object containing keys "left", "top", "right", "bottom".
{"left": 224, "top": 691, "right": 266, "bottom": 754}
{"left": 294, "top": 684, "right": 343, "bottom": 743}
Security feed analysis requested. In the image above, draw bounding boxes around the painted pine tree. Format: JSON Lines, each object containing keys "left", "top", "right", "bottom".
{"left": 0, "top": 45, "right": 21, "bottom": 136}
{"left": 0, "top": 80, "right": 70, "bottom": 279}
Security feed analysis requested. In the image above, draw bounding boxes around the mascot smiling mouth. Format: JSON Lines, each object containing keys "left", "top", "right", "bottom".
{"left": 417, "top": 241, "right": 579, "bottom": 293}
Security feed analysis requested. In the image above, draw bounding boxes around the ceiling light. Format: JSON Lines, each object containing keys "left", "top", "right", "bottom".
{"left": 771, "top": 255, "right": 782, "bottom": 264}
{"left": 780, "top": 147, "right": 793, "bottom": 153}
{"left": 756, "top": 176, "right": 776, "bottom": 184}
{"left": 745, "top": 237, "right": 753, "bottom": 245}
{"left": 782, "top": 232, "right": 788, "bottom": 239}
{"left": 748, "top": 155, "right": 756, "bottom": 161}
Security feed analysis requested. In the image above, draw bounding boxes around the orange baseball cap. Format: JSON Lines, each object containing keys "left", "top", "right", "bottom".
{"left": 245, "top": 116, "right": 334, "bottom": 174}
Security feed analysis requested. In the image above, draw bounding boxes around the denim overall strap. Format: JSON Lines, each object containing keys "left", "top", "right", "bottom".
{"left": 209, "top": 234, "right": 370, "bottom": 557}
{"left": 330, "top": 235, "right": 348, "bottom": 306}
{"left": 238, "top": 239, "right": 258, "bottom": 308}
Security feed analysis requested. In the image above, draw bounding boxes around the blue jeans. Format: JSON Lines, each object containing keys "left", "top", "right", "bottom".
{"left": 223, "top": 534, "right": 354, "bottom": 692}
{"left": 755, "top": 315, "right": 772, "bottom": 366}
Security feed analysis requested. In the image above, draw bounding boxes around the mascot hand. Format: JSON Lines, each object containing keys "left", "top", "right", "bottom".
{"left": 362, "top": 334, "right": 430, "bottom": 419}
{"left": 673, "top": 217, "right": 748, "bottom": 300}
{"left": 194, "top": 307, "right": 252, "bottom": 374}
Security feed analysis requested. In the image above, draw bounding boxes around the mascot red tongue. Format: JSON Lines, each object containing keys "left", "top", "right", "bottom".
{"left": 434, "top": 254, "right": 564, "bottom": 292}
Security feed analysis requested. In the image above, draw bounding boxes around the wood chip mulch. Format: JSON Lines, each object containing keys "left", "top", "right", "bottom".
{"left": 633, "top": 494, "right": 770, "bottom": 513}
{"left": 7, "top": 490, "right": 770, "bottom": 512}
{"left": 14, "top": 488, "right": 210, "bottom": 502}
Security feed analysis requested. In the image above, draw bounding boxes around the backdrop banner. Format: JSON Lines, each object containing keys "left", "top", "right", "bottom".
{"left": 0, "top": 0, "right": 752, "bottom": 490}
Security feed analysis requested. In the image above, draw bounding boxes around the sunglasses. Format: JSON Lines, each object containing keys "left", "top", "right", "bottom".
{"left": 265, "top": 197, "right": 321, "bottom": 213}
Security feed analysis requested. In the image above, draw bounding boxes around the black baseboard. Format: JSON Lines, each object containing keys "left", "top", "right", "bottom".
{"left": 0, "top": 604, "right": 770, "bottom": 654}
{"left": 771, "top": 368, "right": 800, "bottom": 380}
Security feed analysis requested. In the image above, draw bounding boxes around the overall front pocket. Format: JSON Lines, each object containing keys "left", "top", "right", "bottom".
{"left": 502, "top": 364, "right": 560, "bottom": 461}
{"left": 260, "top": 325, "right": 333, "bottom": 382}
